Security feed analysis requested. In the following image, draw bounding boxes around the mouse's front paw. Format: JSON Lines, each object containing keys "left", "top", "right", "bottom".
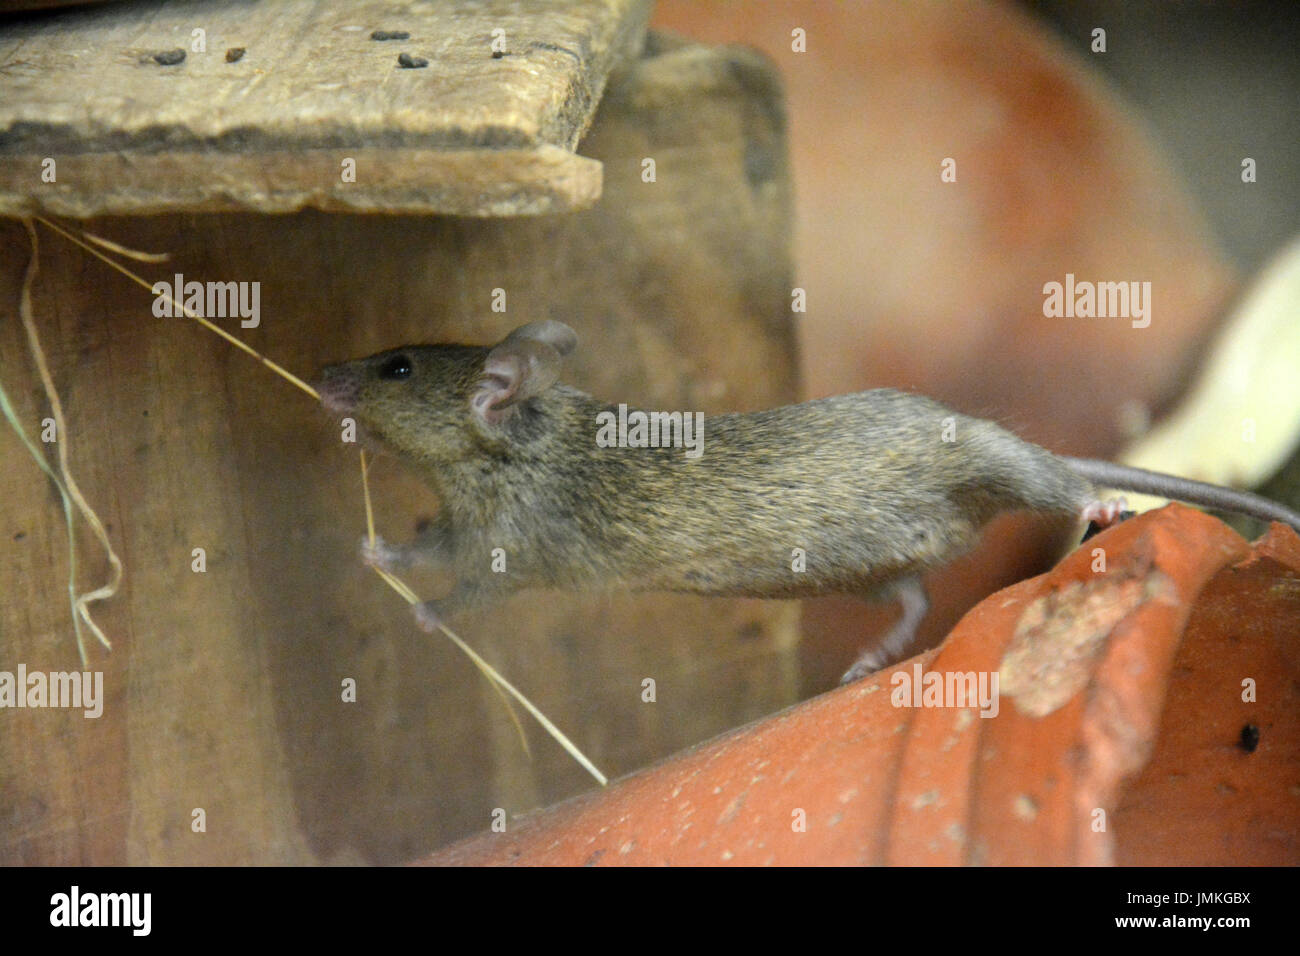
{"left": 360, "top": 535, "right": 407, "bottom": 572}
{"left": 412, "top": 600, "right": 444, "bottom": 633}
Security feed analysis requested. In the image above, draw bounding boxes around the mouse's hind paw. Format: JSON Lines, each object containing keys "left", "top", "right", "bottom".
{"left": 1079, "top": 497, "right": 1138, "bottom": 543}
{"left": 360, "top": 535, "right": 409, "bottom": 572}
{"left": 841, "top": 575, "right": 930, "bottom": 684}
{"left": 1080, "top": 497, "right": 1128, "bottom": 528}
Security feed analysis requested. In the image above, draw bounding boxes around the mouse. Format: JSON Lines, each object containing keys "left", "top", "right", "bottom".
{"left": 315, "top": 320, "right": 1300, "bottom": 683}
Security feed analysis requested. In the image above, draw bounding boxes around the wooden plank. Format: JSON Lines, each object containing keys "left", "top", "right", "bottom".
{"left": 0, "top": 0, "right": 651, "bottom": 216}
{"left": 0, "top": 35, "right": 796, "bottom": 863}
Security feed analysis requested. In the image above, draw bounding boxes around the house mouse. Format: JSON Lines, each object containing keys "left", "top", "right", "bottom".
{"left": 315, "top": 320, "right": 1300, "bottom": 683}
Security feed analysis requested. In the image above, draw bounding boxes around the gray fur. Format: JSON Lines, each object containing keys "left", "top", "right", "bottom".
{"left": 316, "top": 333, "right": 1094, "bottom": 621}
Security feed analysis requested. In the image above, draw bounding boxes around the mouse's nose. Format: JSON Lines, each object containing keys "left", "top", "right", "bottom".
{"left": 315, "top": 363, "right": 360, "bottom": 413}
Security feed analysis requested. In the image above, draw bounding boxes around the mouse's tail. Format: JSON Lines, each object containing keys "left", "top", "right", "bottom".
{"left": 1062, "top": 457, "right": 1300, "bottom": 532}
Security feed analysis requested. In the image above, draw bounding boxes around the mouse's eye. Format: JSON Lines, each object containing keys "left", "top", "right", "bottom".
{"left": 378, "top": 354, "right": 413, "bottom": 380}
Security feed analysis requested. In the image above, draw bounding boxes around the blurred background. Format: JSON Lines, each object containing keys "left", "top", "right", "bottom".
{"left": 1024, "top": 0, "right": 1300, "bottom": 272}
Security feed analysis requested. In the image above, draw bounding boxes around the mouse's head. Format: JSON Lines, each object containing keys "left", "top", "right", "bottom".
{"left": 315, "top": 320, "right": 579, "bottom": 467}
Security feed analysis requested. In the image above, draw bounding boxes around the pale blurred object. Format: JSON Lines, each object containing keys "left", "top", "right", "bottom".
{"left": 1118, "top": 235, "right": 1300, "bottom": 513}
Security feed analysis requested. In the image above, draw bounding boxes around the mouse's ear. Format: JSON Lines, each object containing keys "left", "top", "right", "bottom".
{"left": 471, "top": 328, "right": 572, "bottom": 425}
{"left": 498, "top": 320, "right": 578, "bottom": 356}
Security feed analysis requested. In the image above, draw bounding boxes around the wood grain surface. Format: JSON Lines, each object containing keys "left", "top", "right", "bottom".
{"left": 0, "top": 0, "right": 653, "bottom": 215}
{"left": 0, "top": 35, "right": 797, "bottom": 864}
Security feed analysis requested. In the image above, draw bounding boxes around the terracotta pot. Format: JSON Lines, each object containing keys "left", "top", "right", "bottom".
{"left": 418, "top": 506, "right": 1299, "bottom": 865}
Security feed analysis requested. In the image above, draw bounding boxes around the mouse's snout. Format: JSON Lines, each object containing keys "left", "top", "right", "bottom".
{"left": 316, "top": 362, "right": 362, "bottom": 414}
